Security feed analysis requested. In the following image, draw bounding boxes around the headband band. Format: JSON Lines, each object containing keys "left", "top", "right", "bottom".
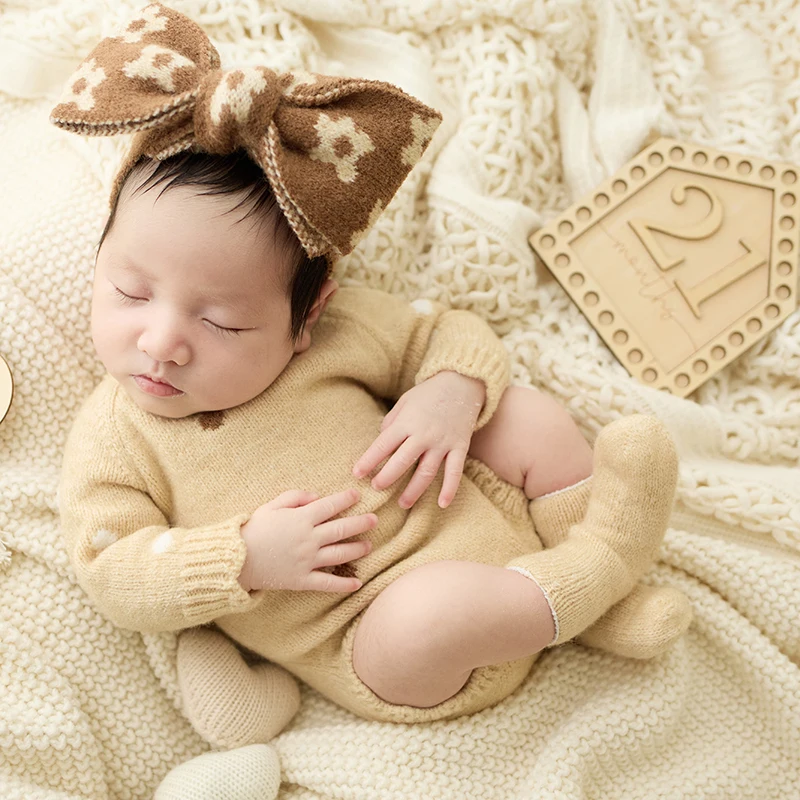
{"left": 49, "top": 2, "right": 442, "bottom": 263}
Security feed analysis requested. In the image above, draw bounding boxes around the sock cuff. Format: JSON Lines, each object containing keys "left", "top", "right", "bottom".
{"left": 506, "top": 566, "right": 559, "bottom": 646}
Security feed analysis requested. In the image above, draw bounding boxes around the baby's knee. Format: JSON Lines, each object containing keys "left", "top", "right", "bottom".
{"left": 351, "top": 562, "right": 472, "bottom": 706}
{"left": 354, "top": 564, "right": 449, "bottom": 668}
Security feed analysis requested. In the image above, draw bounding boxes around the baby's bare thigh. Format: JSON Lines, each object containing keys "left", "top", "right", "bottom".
{"left": 468, "top": 385, "right": 592, "bottom": 497}
{"left": 350, "top": 559, "right": 551, "bottom": 708}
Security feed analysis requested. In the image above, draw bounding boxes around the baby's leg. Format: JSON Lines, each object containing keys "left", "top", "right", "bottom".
{"left": 530, "top": 481, "right": 692, "bottom": 658}
{"left": 177, "top": 627, "right": 300, "bottom": 749}
{"left": 467, "top": 385, "right": 593, "bottom": 499}
{"left": 352, "top": 560, "right": 556, "bottom": 707}
{"left": 354, "top": 415, "right": 679, "bottom": 708}
{"left": 469, "top": 386, "right": 691, "bottom": 658}
{"left": 504, "top": 414, "right": 678, "bottom": 645}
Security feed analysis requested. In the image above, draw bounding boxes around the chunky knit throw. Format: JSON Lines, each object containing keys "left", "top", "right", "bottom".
{"left": 0, "top": 1, "right": 798, "bottom": 798}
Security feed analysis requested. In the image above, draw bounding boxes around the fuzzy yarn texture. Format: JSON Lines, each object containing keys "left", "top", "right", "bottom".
{"left": 1, "top": 1, "right": 799, "bottom": 798}
{"left": 48, "top": 0, "right": 443, "bottom": 264}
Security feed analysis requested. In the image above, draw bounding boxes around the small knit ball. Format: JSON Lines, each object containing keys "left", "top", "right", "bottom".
{"left": 154, "top": 744, "right": 281, "bottom": 800}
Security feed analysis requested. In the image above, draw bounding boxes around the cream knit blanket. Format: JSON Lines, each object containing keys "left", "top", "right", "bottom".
{"left": 1, "top": 1, "right": 799, "bottom": 798}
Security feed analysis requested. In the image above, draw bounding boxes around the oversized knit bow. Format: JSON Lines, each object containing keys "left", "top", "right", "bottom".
{"left": 49, "top": 2, "right": 442, "bottom": 262}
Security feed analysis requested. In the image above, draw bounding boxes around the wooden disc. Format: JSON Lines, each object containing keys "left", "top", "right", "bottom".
{"left": 0, "top": 354, "right": 13, "bottom": 426}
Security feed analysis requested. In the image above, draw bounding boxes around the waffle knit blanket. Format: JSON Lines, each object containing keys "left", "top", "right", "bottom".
{"left": 1, "top": 1, "right": 799, "bottom": 798}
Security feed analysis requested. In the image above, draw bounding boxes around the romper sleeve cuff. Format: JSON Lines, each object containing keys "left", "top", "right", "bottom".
{"left": 180, "top": 512, "right": 264, "bottom": 624}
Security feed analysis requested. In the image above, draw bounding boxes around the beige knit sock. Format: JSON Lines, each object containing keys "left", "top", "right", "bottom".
{"left": 177, "top": 627, "right": 301, "bottom": 750}
{"left": 531, "top": 479, "right": 693, "bottom": 658}
{"left": 154, "top": 744, "right": 281, "bottom": 800}
{"left": 576, "top": 583, "right": 693, "bottom": 658}
{"left": 506, "top": 415, "right": 679, "bottom": 647}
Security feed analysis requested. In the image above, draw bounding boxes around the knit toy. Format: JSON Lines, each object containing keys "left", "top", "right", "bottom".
{"left": 50, "top": 3, "right": 691, "bottom": 797}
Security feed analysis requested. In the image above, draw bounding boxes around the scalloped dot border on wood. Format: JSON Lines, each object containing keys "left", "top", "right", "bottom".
{"left": 529, "top": 138, "right": 799, "bottom": 398}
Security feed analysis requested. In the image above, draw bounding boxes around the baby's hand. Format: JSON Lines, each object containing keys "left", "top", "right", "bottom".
{"left": 352, "top": 371, "right": 485, "bottom": 509}
{"left": 238, "top": 489, "right": 376, "bottom": 593}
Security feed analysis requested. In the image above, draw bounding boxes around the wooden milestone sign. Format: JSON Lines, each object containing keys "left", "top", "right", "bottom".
{"left": 529, "top": 138, "right": 799, "bottom": 397}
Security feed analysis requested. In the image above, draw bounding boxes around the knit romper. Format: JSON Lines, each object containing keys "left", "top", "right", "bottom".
{"left": 60, "top": 286, "right": 545, "bottom": 723}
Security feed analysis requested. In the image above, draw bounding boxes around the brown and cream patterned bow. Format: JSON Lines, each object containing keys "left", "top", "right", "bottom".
{"left": 49, "top": 2, "right": 442, "bottom": 263}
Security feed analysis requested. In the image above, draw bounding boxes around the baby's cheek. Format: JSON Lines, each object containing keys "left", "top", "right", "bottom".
{"left": 91, "top": 304, "right": 127, "bottom": 363}
{"left": 89, "top": 305, "right": 107, "bottom": 354}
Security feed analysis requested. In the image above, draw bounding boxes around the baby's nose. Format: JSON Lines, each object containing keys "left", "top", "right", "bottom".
{"left": 138, "top": 314, "right": 190, "bottom": 366}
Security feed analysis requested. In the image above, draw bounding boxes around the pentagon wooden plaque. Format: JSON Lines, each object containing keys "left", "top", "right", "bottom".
{"left": 530, "top": 138, "right": 799, "bottom": 397}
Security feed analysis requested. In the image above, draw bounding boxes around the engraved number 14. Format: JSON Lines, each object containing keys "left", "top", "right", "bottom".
{"left": 628, "top": 181, "right": 767, "bottom": 319}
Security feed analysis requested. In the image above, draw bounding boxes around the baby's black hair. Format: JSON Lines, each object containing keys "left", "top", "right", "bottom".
{"left": 96, "top": 149, "right": 330, "bottom": 344}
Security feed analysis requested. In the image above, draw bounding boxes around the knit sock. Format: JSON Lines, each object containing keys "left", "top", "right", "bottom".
{"left": 576, "top": 583, "right": 693, "bottom": 658}
{"left": 531, "top": 478, "right": 693, "bottom": 658}
{"left": 154, "top": 744, "right": 281, "bottom": 800}
{"left": 506, "top": 415, "right": 679, "bottom": 647}
{"left": 177, "top": 627, "right": 301, "bottom": 750}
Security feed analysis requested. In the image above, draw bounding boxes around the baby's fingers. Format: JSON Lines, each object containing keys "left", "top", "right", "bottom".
{"left": 397, "top": 450, "right": 443, "bottom": 509}
{"left": 314, "top": 539, "right": 373, "bottom": 569}
{"left": 306, "top": 488, "right": 361, "bottom": 524}
{"left": 304, "top": 571, "right": 362, "bottom": 593}
{"left": 437, "top": 448, "right": 468, "bottom": 509}
{"left": 316, "top": 512, "right": 378, "bottom": 547}
{"left": 353, "top": 427, "right": 406, "bottom": 479}
{"left": 266, "top": 489, "right": 320, "bottom": 510}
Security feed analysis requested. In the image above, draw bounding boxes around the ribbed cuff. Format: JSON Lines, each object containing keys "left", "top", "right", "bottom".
{"left": 414, "top": 314, "right": 510, "bottom": 431}
{"left": 506, "top": 566, "right": 559, "bottom": 646}
{"left": 180, "top": 513, "right": 262, "bottom": 625}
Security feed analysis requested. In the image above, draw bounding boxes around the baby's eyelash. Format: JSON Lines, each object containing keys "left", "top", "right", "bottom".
{"left": 209, "top": 322, "right": 242, "bottom": 337}
{"left": 113, "top": 286, "right": 243, "bottom": 337}
{"left": 113, "top": 286, "right": 140, "bottom": 306}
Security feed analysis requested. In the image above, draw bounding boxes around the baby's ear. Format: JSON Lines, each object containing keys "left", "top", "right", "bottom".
{"left": 307, "top": 278, "right": 339, "bottom": 324}
{"left": 292, "top": 278, "right": 338, "bottom": 354}
{"left": 320, "top": 278, "right": 338, "bottom": 305}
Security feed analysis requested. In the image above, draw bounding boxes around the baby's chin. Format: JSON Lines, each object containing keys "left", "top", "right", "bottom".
{"left": 127, "top": 389, "right": 196, "bottom": 419}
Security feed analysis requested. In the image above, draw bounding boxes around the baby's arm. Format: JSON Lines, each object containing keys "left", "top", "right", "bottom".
{"left": 328, "top": 287, "right": 512, "bottom": 432}
{"left": 331, "top": 288, "right": 514, "bottom": 506}
{"left": 59, "top": 401, "right": 259, "bottom": 633}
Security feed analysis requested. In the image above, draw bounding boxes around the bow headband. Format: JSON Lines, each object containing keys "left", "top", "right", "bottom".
{"left": 49, "top": 2, "right": 442, "bottom": 263}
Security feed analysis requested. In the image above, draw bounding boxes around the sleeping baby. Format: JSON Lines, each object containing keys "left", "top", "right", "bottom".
{"left": 53, "top": 3, "right": 692, "bottom": 794}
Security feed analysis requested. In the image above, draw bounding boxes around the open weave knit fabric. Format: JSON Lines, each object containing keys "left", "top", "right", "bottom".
{"left": 1, "top": 1, "right": 799, "bottom": 798}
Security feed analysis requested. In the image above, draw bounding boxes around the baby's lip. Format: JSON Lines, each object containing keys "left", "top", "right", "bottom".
{"left": 138, "top": 373, "right": 178, "bottom": 390}
{"left": 133, "top": 374, "right": 185, "bottom": 398}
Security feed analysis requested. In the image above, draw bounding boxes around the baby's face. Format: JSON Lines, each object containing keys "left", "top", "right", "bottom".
{"left": 91, "top": 180, "right": 303, "bottom": 418}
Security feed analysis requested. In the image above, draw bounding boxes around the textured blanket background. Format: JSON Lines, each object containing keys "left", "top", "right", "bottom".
{"left": 1, "top": 1, "right": 799, "bottom": 798}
